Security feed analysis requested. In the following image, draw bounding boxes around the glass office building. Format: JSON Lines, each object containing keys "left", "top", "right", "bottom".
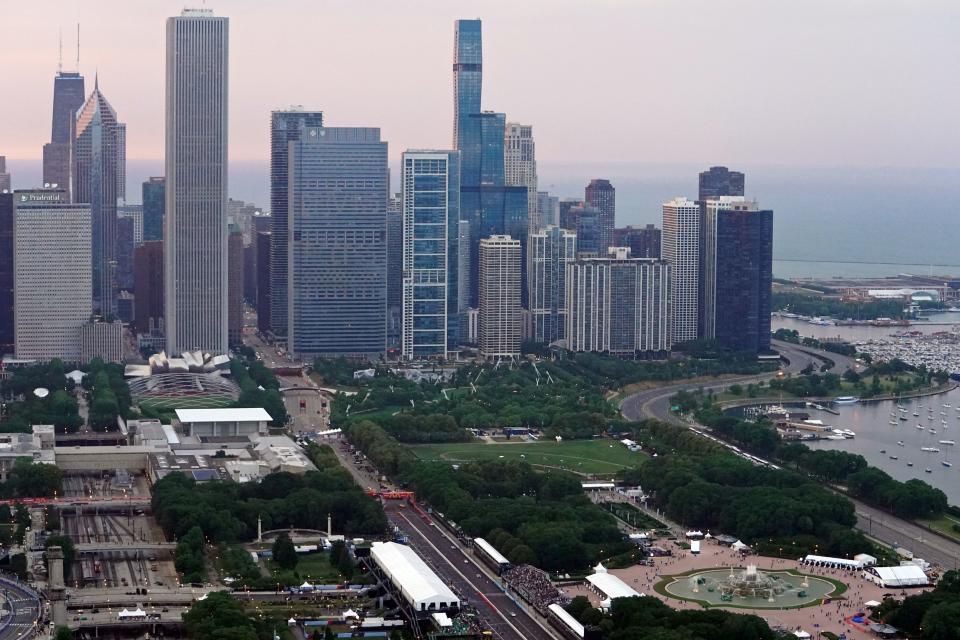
{"left": 287, "top": 127, "right": 388, "bottom": 358}
{"left": 269, "top": 108, "right": 324, "bottom": 340}
{"left": 401, "top": 151, "right": 460, "bottom": 360}
{"left": 706, "top": 198, "right": 773, "bottom": 353}
{"left": 453, "top": 19, "right": 482, "bottom": 151}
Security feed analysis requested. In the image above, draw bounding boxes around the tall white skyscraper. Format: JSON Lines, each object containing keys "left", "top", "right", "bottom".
{"left": 478, "top": 235, "right": 521, "bottom": 358}
{"left": 504, "top": 123, "right": 538, "bottom": 231}
{"left": 661, "top": 197, "right": 700, "bottom": 343}
{"left": 164, "top": 9, "right": 229, "bottom": 355}
{"left": 401, "top": 151, "right": 460, "bottom": 360}
{"left": 14, "top": 190, "right": 92, "bottom": 362}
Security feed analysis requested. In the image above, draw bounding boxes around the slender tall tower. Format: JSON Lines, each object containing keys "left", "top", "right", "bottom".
{"left": 478, "top": 235, "right": 521, "bottom": 359}
{"left": 453, "top": 19, "right": 482, "bottom": 150}
{"left": 268, "top": 109, "right": 323, "bottom": 341}
{"left": 73, "top": 79, "right": 121, "bottom": 316}
{"left": 401, "top": 150, "right": 460, "bottom": 360}
{"left": 661, "top": 197, "right": 700, "bottom": 344}
{"left": 164, "top": 9, "right": 229, "bottom": 355}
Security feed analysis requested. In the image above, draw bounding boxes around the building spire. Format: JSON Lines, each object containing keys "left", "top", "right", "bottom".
{"left": 76, "top": 23, "right": 80, "bottom": 71}
{"left": 58, "top": 28, "right": 63, "bottom": 73}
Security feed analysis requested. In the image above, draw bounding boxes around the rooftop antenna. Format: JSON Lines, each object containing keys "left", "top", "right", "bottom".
{"left": 76, "top": 23, "right": 80, "bottom": 71}
{"left": 58, "top": 28, "right": 63, "bottom": 73}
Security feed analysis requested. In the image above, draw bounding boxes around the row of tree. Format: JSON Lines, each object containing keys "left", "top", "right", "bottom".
{"left": 773, "top": 291, "right": 909, "bottom": 320}
{"left": 635, "top": 451, "right": 875, "bottom": 558}
{"left": 174, "top": 526, "right": 206, "bottom": 583}
{"left": 685, "top": 395, "right": 949, "bottom": 520}
{"left": 229, "top": 358, "right": 289, "bottom": 426}
{"left": 566, "top": 594, "right": 774, "bottom": 640}
{"left": 152, "top": 461, "right": 386, "bottom": 544}
{"left": 400, "top": 459, "right": 631, "bottom": 572}
{"left": 84, "top": 359, "right": 132, "bottom": 431}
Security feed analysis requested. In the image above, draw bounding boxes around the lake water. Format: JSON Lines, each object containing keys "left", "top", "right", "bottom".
{"left": 6, "top": 160, "right": 959, "bottom": 280}
{"left": 771, "top": 316, "right": 960, "bottom": 504}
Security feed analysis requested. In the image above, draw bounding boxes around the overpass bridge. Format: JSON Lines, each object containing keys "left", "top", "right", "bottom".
{"left": 66, "top": 587, "right": 217, "bottom": 608}
{"left": 70, "top": 610, "right": 186, "bottom": 631}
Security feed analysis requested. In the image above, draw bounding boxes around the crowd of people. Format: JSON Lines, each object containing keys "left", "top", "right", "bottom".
{"left": 503, "top": 564, "right": 566, "bottom": 612}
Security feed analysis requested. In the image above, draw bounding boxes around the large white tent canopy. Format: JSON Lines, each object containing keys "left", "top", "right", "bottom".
{"left": 587, "top": 571, "right": 643, "bottom": 607}
{"left": 371, "top": 541, "right": 460, "bottom": 612}
{"left": 870, "top": 565, "right": 928, "bottom": 587}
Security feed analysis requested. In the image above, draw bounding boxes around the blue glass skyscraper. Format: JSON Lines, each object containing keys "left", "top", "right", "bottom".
{"left": 462, "top": 111, "right": 505, "bottom": 187}
{"left": 453, "top": 19, "right": 482, "bottom": 151}
{"left": 452, "top": 19, "right": 527, "bottom": 308}
{"left": 287, "top": 127, "right": 388, "bottom": 358}
{"left": 401, "top": 151, "right": 460, "bottom": 359}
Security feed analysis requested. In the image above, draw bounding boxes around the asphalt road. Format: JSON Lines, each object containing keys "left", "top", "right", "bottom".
{"left": 0, "top": 578, "right": 41, "bottom": 640}
{"left": 384, "top": 502, "right": 555, "bottom": 640}
{"left": 619, "top": 342, "right": 960, "bottom": 572}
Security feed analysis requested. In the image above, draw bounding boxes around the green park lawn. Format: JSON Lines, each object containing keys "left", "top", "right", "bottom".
{"left": 411, "top": 439, "right": 644, "bottom": 475}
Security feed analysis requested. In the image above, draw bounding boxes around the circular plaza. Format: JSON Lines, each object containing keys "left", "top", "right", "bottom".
{"left": 657, "top": 564, "right": 842, "bottom": 609}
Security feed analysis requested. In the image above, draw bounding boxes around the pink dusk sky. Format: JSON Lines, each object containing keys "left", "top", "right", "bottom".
{"left": 2, "top": 0, "right": 958, "bottom": 168}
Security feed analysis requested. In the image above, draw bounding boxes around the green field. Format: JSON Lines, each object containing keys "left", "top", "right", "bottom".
{"left": 411, "top": 439, "right": 644, "bottom": 475}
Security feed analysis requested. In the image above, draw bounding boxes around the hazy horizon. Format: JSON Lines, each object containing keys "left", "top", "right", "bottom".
{"left": 2, "top": 0, "right": 959, "bottom": 169}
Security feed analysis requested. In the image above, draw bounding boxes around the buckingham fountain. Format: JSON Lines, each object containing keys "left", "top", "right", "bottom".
{"left": 663, "top": 564, "right": 836, "bottom": 608}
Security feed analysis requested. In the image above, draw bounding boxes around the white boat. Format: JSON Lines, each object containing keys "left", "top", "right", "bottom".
{"left": 921, "top": 447, "right": 940, "bottom": 452}
{"left": 897, "top": 441, "right": 905, "bottom": 446}
{"left": 825, "top": 435, "right": 847, "bottom": 440}
{"left": 930, "top": 428, "right": 938, "bottom": 434}
{"left": 939, "top": 440, "right": 955, "bottom": 445}
{"left": 943, "top": 461, "right": 953, "bottom": 468}
{"left": 833, "top": 396, "right": 859, "bottom": 404}
{"left": 916, "top": 424, "right": 925, "bottom": 430}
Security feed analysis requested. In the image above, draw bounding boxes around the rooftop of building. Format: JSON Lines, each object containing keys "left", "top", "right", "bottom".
{"left": 174, "top": 407, "right": 272, "bottom": 423}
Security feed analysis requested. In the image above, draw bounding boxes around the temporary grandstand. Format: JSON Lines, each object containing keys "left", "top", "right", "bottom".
{"left": 369, "top": 542, "right": 460, "bottom": 615}
{"left": 585, "top": 564, "right": 643, "bottom": 610}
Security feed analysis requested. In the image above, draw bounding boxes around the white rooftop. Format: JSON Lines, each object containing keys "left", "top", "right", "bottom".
{"left": 587, "top": 571, "right": 642, "bottom": 601}
{"left": 873, "top": 564, "right": 928, "bottom": 586}
{"left": 175, "top": 408, "right": 272, "bottom": 423}
{"left": 370, "top": 541, "right": 459, "bottom": 610}
{"left": 473, "top": 538, "right": 509, "bottom": 566}
{"left": 547, "top": 603, "right": 584, "bottom": 638}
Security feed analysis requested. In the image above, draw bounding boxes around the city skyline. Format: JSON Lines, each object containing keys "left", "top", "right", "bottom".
{"left": 2, "top": 1, "right": 957, "bottom": 171}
